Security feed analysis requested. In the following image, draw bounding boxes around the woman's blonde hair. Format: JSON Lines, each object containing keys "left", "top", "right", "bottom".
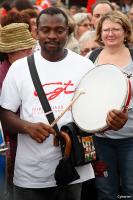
{"left": 95, "top": 11, "right": 133, "bottom": 45}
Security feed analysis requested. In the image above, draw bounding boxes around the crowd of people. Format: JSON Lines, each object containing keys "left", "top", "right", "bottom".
{"left": 0, "top": 0, "right": 133, "bottom": 200}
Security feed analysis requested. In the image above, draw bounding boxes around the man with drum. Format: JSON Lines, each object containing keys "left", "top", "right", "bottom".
{"left": 0, "top": 7, "right": 128, "bottom": 200}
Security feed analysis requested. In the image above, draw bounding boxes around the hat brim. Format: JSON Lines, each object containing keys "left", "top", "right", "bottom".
{"left": 0, "top": 39, "right": 36, "bottom": 53}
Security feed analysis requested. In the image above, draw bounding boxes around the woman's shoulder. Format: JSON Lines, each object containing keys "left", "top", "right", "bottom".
{"left": 87, "top": 47, "right": 103, "bottom": 63}
{"left": 128, "top": 48, "right": 133, "bottom": 60}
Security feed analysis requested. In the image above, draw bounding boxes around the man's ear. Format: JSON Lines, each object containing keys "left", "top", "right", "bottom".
{"left": 7, "top": 53, "right": 12, "bottom": 60}
{"left": 7, "top": 53, "right": 13, "bottom": 64}
{"left": 68, "top": 25, "right": 74, "bottom": 35}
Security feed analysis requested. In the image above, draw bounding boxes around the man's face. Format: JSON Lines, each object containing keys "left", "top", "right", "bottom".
{"left": 69, "top": 6, "right": 78, "bottom": 16}
{"left": 8, "top": 48, "right": 32, "bottom": 64}
{"left": 30, "top": 18, "right": 37, "bottom": 39}
{"left": 37, "top": 14, "right": 68, "bottom": 55}
{"left": 91, "top": 4, "right": 113, "bottom": 29}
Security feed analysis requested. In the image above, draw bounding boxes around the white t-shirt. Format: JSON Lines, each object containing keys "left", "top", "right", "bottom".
{"left": 1, "top": 49, "right": 95, "bottom": 188}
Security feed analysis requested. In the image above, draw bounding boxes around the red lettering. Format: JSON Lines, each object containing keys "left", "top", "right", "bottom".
{"left": 34, "top": 81, "right": 75, "bottom": 100}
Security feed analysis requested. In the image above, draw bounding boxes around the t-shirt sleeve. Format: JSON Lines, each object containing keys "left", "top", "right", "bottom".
{"left": 0, "top": 66, "right": 21, "bottom": 112}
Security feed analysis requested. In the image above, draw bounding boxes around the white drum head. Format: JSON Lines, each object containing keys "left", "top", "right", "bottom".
{"left": 72, "top": 64, "right": 128, "bottom": 133}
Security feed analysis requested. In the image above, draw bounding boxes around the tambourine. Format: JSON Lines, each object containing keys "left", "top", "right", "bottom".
{"left": 72, "top": 64, "right": 131, "bottom": 133}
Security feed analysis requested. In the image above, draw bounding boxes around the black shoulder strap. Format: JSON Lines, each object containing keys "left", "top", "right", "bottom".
{"left": 89, "top": 47, "right": 133, "bottom": 63}
{"left": 27, "top": 54, "right": 59, "bottom": 134}
{"left": 129, "top": 48, "right": 133, "bottom": 60}
{"left": 89, "top": 47, "right": 103, "bottom": 63}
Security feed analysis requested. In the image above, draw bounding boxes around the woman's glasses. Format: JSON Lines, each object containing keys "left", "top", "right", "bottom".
{"left": 102, "top": 28, "right": 123, "bottom": 34}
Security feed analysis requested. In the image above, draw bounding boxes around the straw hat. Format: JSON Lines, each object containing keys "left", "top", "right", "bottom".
{"left": 0, "top": 23, "right": 36, "bottom": 53}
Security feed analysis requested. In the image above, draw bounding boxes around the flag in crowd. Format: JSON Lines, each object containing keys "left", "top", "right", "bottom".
{"left": 87, "top": 0, "right": 96, "bottom": 12}
{"left": 35, "top": 0, "right": 51, "bottom": 9}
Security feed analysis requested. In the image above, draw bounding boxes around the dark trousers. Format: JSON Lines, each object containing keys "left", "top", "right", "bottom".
{"left": 94, "top": 136, "right": 133, "bottom": 200}
{"left": 13, "top": 183, "right": 82, "bottom": 200}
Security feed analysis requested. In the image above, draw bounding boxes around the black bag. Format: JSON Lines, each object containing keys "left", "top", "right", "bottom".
{"left": 89, "top": 47, "right": 103, "bottom": 63}
{"left": 60, "top": 122, "right": 96, "bottom": 166}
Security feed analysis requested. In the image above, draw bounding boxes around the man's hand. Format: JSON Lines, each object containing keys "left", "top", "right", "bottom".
{"left": 24, "top": 122, "right": 56, "bottom": 143}
{"left": 106, "top": 109, "right": 128, "bottom": 131}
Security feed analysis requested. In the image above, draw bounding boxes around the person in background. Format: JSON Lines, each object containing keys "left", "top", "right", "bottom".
{"left": 0, "top": 9, "right": 36, "bottom": 100}
{"left": 88, "top": 11, "right": 133, "bottom": 200}
{"left": 21, "top": 8, "right": 38, "bottom": 39}
{"left": 0, "top": 11, "right": 39, "bottom": 52}
{"left": 91, "top": 0, "right": 114, "bottom": 30}
{"left": 0, "top": 23, "right": 35, "bottom": 64}
{"left": 0, "top": 0, "right": 12, "bottom": 15}
{"left": 80, "top": 39, "right": 100, "bottom": 56}
{"left": 111, "top": 2, "right": 121, "bottom": 11}
{"left": 121, "top": 0, "right": 132, "bottom": 14}
{"left": 63, "top": 8, "right": 80, "bottom": 54}
{"left": 79, "top": 6, "right": 88, "bottom": 13}
{"left": 69, "top": 5, "right": 79, "bottom": 16}
{"left": 50, "top": 0, "right": 64, "bottom": 7}
{"left": 0, "top": 7, "right": 127, "bottom": 200}
{"left": 1, "top": 11, "right": 31, "bottom": 30}
{"left": 127, "top": 4, "right": 133, "bottom": 27}
{"left": 79, "top": 0, "right": 114, "bottom": 59}
{"left": 11, "top": 0, "right": 34, "bottom": 12}
{"left": 73, "top": 12, "right": 92, "bottom": 41}
{"left": 0, "top": 22, "right": 36, "bottom": 200}
{"left": 78, "top": 29, "right": 99, "bottom": 56}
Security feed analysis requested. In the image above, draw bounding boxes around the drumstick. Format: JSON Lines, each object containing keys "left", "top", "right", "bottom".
{"left": 51, "top": 90, "right": 85, "bottom": 127}
{"left": 0, "top": 147, "right": 8, "bottom": 153}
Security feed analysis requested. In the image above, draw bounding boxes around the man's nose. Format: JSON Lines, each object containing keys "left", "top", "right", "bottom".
{"left": 48, "top": 31, "right": 57, "bottom": 39}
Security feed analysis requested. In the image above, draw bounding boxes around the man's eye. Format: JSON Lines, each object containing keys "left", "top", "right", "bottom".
{"left": 94, "top": 14, "right": 100, "bottom": 18}
{"left": 39, "top": 28, "right": 66, "bottom": 34}
{"left": 41, "top": 29, "right": 49, "bottom": 33}
{"left": 56, "top": 29, "right": 66, "bottom": 34}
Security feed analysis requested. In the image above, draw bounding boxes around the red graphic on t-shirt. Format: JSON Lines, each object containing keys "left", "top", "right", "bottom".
{"left": 34, "top": 80, "right": 75, "bottom": 100}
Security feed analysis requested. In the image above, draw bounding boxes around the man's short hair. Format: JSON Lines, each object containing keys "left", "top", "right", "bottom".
{"left": 36, "top": 7, "right": 69, "bottom": 28}
{"left": 92, "top": 0, "right": 114, "bottom": 13}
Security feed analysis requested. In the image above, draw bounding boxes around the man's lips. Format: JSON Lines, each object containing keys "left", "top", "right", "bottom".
{"left": 45, "top": 43, "right": 59, "bottom": 49}
{"left": 45, "top": 41, "right": 59, "bottom": 46}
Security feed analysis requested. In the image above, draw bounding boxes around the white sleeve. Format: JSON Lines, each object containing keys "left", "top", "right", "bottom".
{"left": 0, "top": 66, "right": 21, "bottom": 112}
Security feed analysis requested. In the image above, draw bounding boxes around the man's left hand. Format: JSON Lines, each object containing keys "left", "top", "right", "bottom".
{"left": 106, "top": 109, "right": 128, "bottom": 131}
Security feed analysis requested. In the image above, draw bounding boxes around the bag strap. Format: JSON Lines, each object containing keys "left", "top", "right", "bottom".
{"left": 89, "top": 47, "right": 103, "bottom": 63}
{"left": 129, "top": 48, "right": 133, "bottom": 60}
{"left": 27, "top": 54, "right": 60, "bottom": 135}
{"left": 89, "top": 47, "right": 133, "bottom": 63}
